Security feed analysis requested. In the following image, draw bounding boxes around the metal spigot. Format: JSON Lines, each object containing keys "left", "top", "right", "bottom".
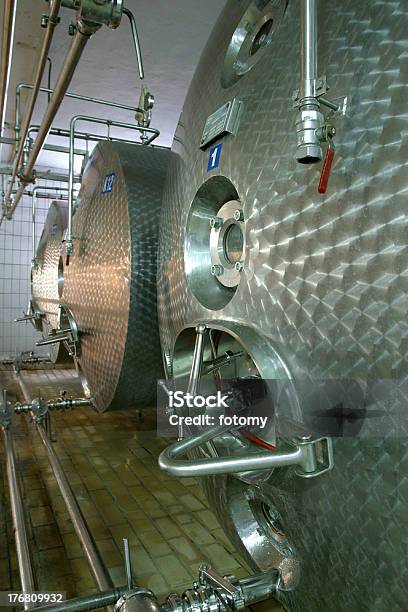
{"left": 295, "top": 102, "right": 324, "bottom": 164}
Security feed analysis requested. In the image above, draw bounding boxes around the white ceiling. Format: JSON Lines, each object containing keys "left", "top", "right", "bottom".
{"left": 1, "top": 0, "right": 225, "bottom": 171}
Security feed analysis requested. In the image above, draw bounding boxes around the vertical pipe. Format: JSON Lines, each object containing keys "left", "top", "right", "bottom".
{"left": 32, "top": 191, "right": 37, "bottom": 265}
{"left": 0, "top": 0, "right": 18, "bottom": 136}
{"left": 2, "top": 426, "right": 36, "bottom": 609}
{"left": 14, "top": 370, "right": 114, "bottom": 601}
{"left": 301, "top": 0, "right": 317, "bottom": 100}
{"left": 67, "top": 116, "right": 76, "bottom": 258}
{"left": 187, "top": 325, "right": 207, "bottom": 397}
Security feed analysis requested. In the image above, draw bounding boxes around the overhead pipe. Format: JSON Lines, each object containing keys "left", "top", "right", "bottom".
{"left": 0, "top": 391, "right": 36, "bottom": 609}
{"left": 66, "top": 114, "right": 160, "bottom": 258}
{"left": 14, "top": 369, "right": 114, "bottom": 603}
{"left": 15, "top": 83, "right": 144, "bottom": 145}
{"left": 0, "top": 0, "right": 18, "bottom": 136}
{"left": 0, "top": 133, "right": 87, "bottom": 157}
{"left": 4, "top": 61, "right": 147, "bottom": 221}
{"left": 0, "top": 166, "right": 80, "bottom": 183}
{"left": 28, "top": 125, "right": 140, "bottom": 148}
{"left": 3, "top": 0, "right": 148, "bottom": 223}
{"left": 12, "top": 0, "right": 62, "bottom": 174}
{"left": 3, "top": 20, "right": 99, "bottom": 221}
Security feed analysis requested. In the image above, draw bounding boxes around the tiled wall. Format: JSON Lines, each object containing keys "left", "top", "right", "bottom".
{"left": 0, "top": 181, "right": 63, "bottom": 359}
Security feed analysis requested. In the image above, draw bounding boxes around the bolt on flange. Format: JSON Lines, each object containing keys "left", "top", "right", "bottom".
{"left": 210, "top": 216, "right": 223, "bottom": 230}
{"left": 211, "top": 264, "right": 224, "bottom": 277}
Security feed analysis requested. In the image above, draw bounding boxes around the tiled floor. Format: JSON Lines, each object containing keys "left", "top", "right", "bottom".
{"left": 0, "top": 368, "right": 283, "bottom": 611}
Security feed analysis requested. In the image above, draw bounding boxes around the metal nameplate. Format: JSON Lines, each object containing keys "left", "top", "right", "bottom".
{"left": 200, "top": 98, "right": 242, "bottom": 149}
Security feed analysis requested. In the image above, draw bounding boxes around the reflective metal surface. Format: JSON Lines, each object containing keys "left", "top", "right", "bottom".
{"left": 64, "top": 141, "right": 170, "bottom": 412}
{"left": 158, "top": 0, "right": 408, "bottom": 609}
{"left": 31, "top": 200, "right": 71, "bottom": 364}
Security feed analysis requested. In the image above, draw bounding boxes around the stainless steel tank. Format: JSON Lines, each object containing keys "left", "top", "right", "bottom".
{"left": 31, "top": 200, "right": 72, "bottom": 364}
{"left": 61, "top": 140, "right": 171, "bottom": 412}
{"left": 158, "top": 1, "right": 408, "bottom": 610}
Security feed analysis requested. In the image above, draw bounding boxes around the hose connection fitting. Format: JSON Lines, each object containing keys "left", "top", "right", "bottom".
{"left": 62, "top": 0, "right": 123, "bottom": 30}
{"left": 295, "top": 100, "right": 325, "bottom": 164}
{"left": 115, "top": 565, "right": 279, "bottom": 612}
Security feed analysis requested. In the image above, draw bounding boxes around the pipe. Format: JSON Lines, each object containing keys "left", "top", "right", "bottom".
{"left": 4, "top": 22, "right": 98, "bottom": 221}
{"left": 0, "top": 0, "right": 18, "bottom": 136}
{"left": 16, "top": 83, "right": 143, "bottom": 129}
{"left": 31, "top": 185, "right": 69, "bottom": 266}
{"left": 7, "top": 0, "right": 62, "bottom": 192}
{"left": 158, "top": 424, "right": 317, "bottom": 477}
{"left": 24, "top": 587, "right": 128, "bottom": 612}
{"left": 36, "top": 334, "right": 71, "bottom": 346}
{"left": 0, "top": 134, "right": 87, "bottom": 157}
{"left": 16, "top": 0, "right": 61, "bottom": 160}
{"left": 295, "top": 0, "right": 323, "bottom": 164}
{"left": 28, "top": 125, "right": 140, "bottom": 148}
{"left": 2, "top": 425, "right": 36, "bottom": 609}
{"left": 122, "top": 8, "right": 144, "bottom": 80}
{"left": 66, "top": 114, "right": 160, "bottom": 256}
{"left": 187, "top": 325, "right": 206, "bottom": 397}
{"left": 0, "top": 167, "right": 80, "bottom": 183}
{"left": 14, "top": 370, "right": 114, "bottom": 600}
{"left": 301, "top": 0, "right": 317, "bottom": 99}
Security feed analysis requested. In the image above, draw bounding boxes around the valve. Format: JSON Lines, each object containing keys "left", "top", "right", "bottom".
{"left": 13, "top": 395, "right": 91, "bottom": 416}
{"left": 114, "top": 565, "right": 279, "bottom": 611}
{"left": 317, "top": 125, "right": 336, "bottom": 194}
{"left": 136, "top": 86, "right": 155, "bottom": 142}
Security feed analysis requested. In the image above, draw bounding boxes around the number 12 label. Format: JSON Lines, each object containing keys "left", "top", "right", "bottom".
{"left": 102, "top": 173, "right": 115, "bottom": 194}
{"left": 207, "top": 143, "right": 222, "bottom": 172}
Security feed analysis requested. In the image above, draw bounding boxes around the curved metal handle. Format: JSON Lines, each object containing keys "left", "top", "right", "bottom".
{"left": 318, "top": 145, "right": 335, "bottom": 194}
{"left": 159, "top": 425, "right": 312, "bottom": 477}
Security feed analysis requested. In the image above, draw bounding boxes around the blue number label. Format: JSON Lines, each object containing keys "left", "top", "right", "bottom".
{"left": 207, "top": 143, "right": 222, "bottom": 172}
{"left": 102, "top": 173, "right": 115, "bottom": 194}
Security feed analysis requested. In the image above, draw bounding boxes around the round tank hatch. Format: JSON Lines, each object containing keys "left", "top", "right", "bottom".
{"left": 221, "top": 0, "right": 288, "bottom": 88}
{"left": 185, "top": 177, "right": 246, "bottom": 310}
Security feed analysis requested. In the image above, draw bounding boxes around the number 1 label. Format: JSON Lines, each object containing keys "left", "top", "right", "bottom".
{"left": 207, "top": 143, "right": 222, "bottom": 172}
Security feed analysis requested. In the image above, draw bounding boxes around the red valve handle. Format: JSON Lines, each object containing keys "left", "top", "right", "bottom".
{"left": 318, "top": 146, "right": 335, "bottom": 194}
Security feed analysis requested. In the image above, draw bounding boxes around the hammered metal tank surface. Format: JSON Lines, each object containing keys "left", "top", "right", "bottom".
{"left": 157, "top": 1, "right": 408, "bottom": 610}
{"left": 31, "top": 200, "right": 71, "bottom": 364}
{"left": 62, "top": 141, "right": 170, "bottom": 412}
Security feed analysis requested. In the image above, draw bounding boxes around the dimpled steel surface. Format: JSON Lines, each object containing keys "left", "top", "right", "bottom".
{"left": 63, "top": 141, "right": 170, "bottom": 412}
{"left": 31, "top": 201, "right": 71, "bottom": 363}
{"left": 158, "top": 1, "right": 408, "bottom": 610}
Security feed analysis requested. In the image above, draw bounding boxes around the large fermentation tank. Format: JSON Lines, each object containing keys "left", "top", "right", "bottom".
{"left": 31, "top": 200, "right": 71, "bottom": 364}
{"left": 61, "top": 141, "right": 171, "bottom": 412}
{"left": 158, "top": 1, "right": 408, "bottom": 611}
